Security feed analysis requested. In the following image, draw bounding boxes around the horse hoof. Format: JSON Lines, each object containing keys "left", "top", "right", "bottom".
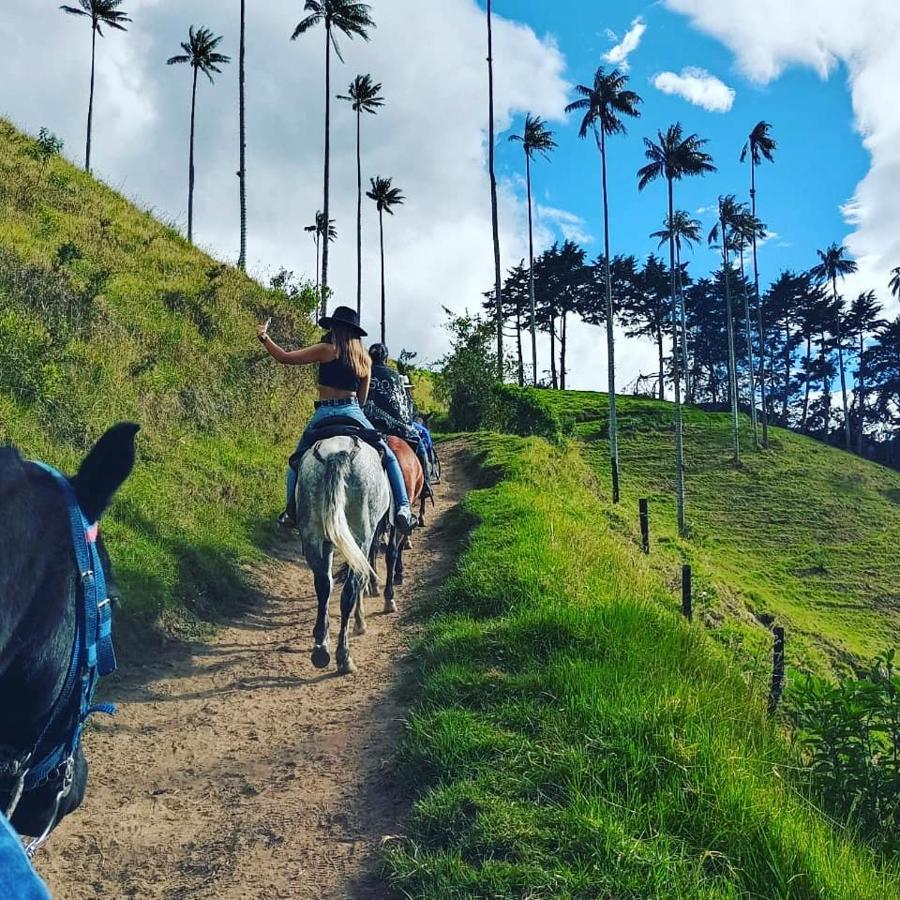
{"left": 311, "top": 645, "right": 331, "bottom": 669}
{"left": 354, "top": 623, "right": 367, "bottom": 636}
{"left": 395, "top": 574, "right": 404, "bottom": 586}
{"left": 384, "top": 600, "right": 397, "bottom": 614}
{"left": 338, "top": 658, "right": 357, "bottom": 676}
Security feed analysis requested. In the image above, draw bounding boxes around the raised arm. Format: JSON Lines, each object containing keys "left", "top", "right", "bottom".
{"left": 257, "top": 324, "right": 335, "bottom": 366}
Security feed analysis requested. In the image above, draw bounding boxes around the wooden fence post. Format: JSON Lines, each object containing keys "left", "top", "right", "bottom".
{"left": 768, "top": 626, "right": 785, "bottom": 715}
{"left": 681, "top": 564, "right": 692, "bottom": 622}
{"left": 639, "top": 499, "right": 649, "bottom": 554}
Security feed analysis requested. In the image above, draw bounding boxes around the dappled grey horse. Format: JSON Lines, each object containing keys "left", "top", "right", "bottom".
{"left": 296, "top": 436, "right": 390, "bottom": 675}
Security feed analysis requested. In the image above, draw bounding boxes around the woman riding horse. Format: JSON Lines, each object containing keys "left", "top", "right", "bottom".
{"left": 256, "top": 306, "right": 414, "bottom": 534}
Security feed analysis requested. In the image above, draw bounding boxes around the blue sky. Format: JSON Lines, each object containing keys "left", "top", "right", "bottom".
{"left": 492, "top": 0, "right": 869, "bottom": 287}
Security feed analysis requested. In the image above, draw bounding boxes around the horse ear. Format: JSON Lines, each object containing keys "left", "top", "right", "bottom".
{"left": 72, "top": 423, "right": 140, "bottom": 523}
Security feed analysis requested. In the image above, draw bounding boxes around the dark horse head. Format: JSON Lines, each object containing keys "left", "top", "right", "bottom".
{"left": 0, "top": 423, "right": 138, "bottom": 838}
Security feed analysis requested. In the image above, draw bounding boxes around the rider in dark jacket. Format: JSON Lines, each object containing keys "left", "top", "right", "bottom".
{"left": 364, "top": 344, "right": 432, "bottom": 496}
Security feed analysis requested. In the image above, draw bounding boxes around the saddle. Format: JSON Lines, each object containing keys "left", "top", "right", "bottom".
{"left": 289, "top": 417, "right": 385, "bottom": 472}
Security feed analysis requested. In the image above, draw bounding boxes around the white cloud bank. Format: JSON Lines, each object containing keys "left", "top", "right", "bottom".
{"left": 663, "top": 0, "right": 900, "bottom": 312}
{"left": 603, "top": 17, "right": 646, "bottom": 71}
{"left": 651, "top": 66, "right": 735, "bottom": 112}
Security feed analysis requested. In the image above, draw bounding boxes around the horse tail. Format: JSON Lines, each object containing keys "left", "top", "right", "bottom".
{"left": 320, "top": 448, "right": 374, "bottom": 582}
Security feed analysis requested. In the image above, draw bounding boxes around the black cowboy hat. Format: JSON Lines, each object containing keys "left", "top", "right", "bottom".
{"left": 318, "top": 305, "right": 367, "bottom": 337}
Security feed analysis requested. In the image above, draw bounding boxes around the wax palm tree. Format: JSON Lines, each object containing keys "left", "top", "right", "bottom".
{"left": 638, "top": 124, "right": 715, "bottom": 534}
{"left": 367, "top": 176, "right": 405, "bottom": 344}
{"left": 707, "top": 195, "right": 745, "bottom": 463}
{"left": 60, "top": 0, "right": 131, "bottom": 174}
{"left": 486, "top": 0, "right": 503, "bottom": 378}
{"left": 651, "top": 210, "right": 701, "bottom": 399}
{"left": 509, "top": 114, "right": 556, "bottom": 389}
{"left": 238, "top": 0, "right": 247, "bottom": 270}
{"left": 811, "top": 243, "right": 858, "bottom": 450}
{"left": 566, "top": 67, "right": 642, "bottom": 504}
{"left": 741, "top": 121, "right": 776, "bottom": 447}
{"left": 305, "top": 211, "right": 337, "bottom": 296}
{"left": 338, "top": 74, "right": 384, "bottom": 315}
{"left": 167, "top": 27, "right": 231, "bottom": 245}
{"left": 292, "top": 1, "right": 375, "bottom": 308}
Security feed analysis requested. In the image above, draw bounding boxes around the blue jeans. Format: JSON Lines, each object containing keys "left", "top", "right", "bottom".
{"left": 0, "top": 814, "right": 51, "bottom": 899}
{"left": 286, "top": 399, "right": 410, "bottom": 514}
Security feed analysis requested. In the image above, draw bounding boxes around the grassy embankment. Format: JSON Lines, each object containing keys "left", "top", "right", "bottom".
{"left": 0, "top": 120, "right": 317, "bottom": 630}
{"left": 535, "top": 390, "right": 900, "bottom": 676}
{"left": 385, "top": 434, "right": 898, "bottom": 898}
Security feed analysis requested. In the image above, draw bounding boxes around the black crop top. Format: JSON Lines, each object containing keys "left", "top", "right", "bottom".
{"left": 319, "top": 354, "right": 363, "bottom": 391}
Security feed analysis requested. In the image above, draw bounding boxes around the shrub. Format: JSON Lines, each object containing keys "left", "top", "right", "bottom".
{"left": 792, "top": 649, "right": 900, "bottom": 853}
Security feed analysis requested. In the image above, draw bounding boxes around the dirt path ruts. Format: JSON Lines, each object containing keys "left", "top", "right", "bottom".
{"left": 38, "top": 442, "right": 471, "bottom": 900}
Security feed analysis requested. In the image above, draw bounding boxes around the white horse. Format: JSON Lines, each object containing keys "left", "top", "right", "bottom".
{"left": 296, "top": 435, "right": 390, "bottom": 675}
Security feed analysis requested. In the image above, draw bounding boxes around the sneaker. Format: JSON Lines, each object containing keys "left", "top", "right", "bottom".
{"left": 395, "top": 505, "right": 415, "bottom": 536}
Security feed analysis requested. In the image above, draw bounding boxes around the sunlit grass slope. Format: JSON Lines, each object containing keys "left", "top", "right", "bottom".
{"left": 0, "top": 120, "right": 317, "bottom": 628}
{"left": 538, "top": 389, "right": 900, "bottom": 675}
{"left": 385, "top": 435, "right": 897, "bottom": 898}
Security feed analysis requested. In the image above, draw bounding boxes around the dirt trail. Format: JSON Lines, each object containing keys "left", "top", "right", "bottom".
{"left": 38, "top": 442, "right": 471, "bottom": 900}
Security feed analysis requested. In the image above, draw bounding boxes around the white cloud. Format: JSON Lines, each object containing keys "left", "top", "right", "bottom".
{"left": 602, "top": 17, "right": 646, "bottom": 71}
{"left": 0, "top": 0, "right": 571, "bottom": 369}
{"left": 651, "top": 66, "right": 736, "bottom": 112}
{"left": 662, "top": 0, "right": 900, "bottom": 315}
{"left": 537, "top": 205, "right": 594, "bottom": 245}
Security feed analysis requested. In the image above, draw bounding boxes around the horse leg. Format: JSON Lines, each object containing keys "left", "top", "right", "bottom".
{"left": 419, "top": 493, "right": 426, "bottom": 528}
{"left": 384, "top": 526, "right": 398, "bottom": 613}
{"left": 354, "top": 571, "right": 367, "bottom": 636}
{"left": 366, "top": 520, "right": 382, "bottom": 598}
{"left": 336, "top": 576, "right": 359, "bottom": 675}
{"left": 308, "top": 542, "right": 333, "bottom": 669}
{"left": 395, "top": 537, "right": 405, "bottom": 587}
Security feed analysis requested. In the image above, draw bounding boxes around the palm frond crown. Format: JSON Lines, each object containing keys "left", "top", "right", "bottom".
{"left": 889, "top": 266, "right": 900, "bottom": 299}
{"left": 650, "top": 210, "right": 702, "bottom": 252}
{"left": 60, "top": 0, "right": 131, "bottom": 36}
{"left": 167, "top": 26, "right": 231, "bottom": 82}
{"left": 366, "top": 176, "right": 405, "bottom": 214}
{"left": 509, "top": 113, "right": 557, "bottom": 160}
{"left": 291, "top": 0, "right": 375, "bottom": 62}
{"left": 565, "top": 66, "right": 642, "bottom": 140}
{"left": 637, "top": 123, "right": 716, "bottom": 192}
{"left": 740, "top": 120, "right": 777, "bottom": 165}
{"left": 337, "top": 73, "right": 384, "bottom": 113}
{"left": 811, "top": 243, "right": 858, "bottom": 285}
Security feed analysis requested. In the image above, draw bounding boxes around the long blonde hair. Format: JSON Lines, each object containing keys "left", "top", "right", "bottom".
{"left": 331, "top": 325, "right": 371, "bottom": 379}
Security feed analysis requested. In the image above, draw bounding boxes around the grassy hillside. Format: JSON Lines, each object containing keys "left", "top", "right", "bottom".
{"left": 0, "top": 120, "right": 318, "bottom": 628}
{"left": 533, "top": 389, "right": 900, "bottom": 676}
{"left": 385, "top": 435, "right": 897, "bottom": 898}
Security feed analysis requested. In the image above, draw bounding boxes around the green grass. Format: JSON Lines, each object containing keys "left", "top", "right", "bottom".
{"left": 533, "top": 389, "right": 900, "bottom": 676}
{"left": 385, "top": 435, "right": 899, "bottom": 898}
{"left": 0, "top": 119, "right": 318, "bottom": 628}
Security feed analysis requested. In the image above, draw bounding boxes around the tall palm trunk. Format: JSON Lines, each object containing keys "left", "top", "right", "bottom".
{"left": 857, "top": 331, "right": 866, "bottom": 455}
{"left": 739, "top": 249, "right": 759, "bottom": 448}
{"left": 749, "top": 159, "right": 769, "bottom": 447}
{"left": 86, "top": 24, "right": 97, "bottom": 173}
{"left": 560, "top": 311, "right": 568, "bottom": 390}
{"left": 667, "top": 178, "right": 687, "bottom": 535}
{"left": 801, "top": 334, "right": 812, "bottom": 431}
{"left": 549, "top": 319, "right": 558, "bottom": 389}
{"left": 676, "top": 245, "right": 691, "bottom": 402}
{"left": 598, "top": 124, "right": 621, "bottom": 502}
{"left": 832, "top": 274, "right": 851, "bottom": 450}
{"left": 820, "top": 330, "right": 832, "bottom": 434}
{"left": 320, "top": 23, "right": 332, "bottom": 315}
{"left": 378, "top": 208, "right": 386, "bottom": 344}
{"left": 721, "top": 216, "right": 740, "bottom": 464}
{"left": 238, "top": 0, "right": 247, "bottom": 271}
{"left": 782, "top": 318, "right": 792, "bottom": 423}
{"left": 515, "top": 305, "right": 524, "bottom": 387}
{"left": 315, "top": 234, "right": 321, "bottom": 292}
{"left": 486, "top": 0, "right": 503, "bottom": 378}
{"left": 656, "top": 328, "right": 665, "bottom": 401}
{"left": 188, "top": 65, "right": 199, "bottom": 244}
{"left": 526, "top": 152, "right": 538, "bottom": 386}
{"left": 354, "top": 104, "right": 362, "bottom": 314}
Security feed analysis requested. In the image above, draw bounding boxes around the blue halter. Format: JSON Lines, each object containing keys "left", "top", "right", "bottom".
{"left": 8, "top": 463, "right": 118, "bottom": 828}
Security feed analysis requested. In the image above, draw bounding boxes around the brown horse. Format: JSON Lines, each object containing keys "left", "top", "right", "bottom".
{"left": 374, "top": 436, "right": 424, "bottom": 611}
